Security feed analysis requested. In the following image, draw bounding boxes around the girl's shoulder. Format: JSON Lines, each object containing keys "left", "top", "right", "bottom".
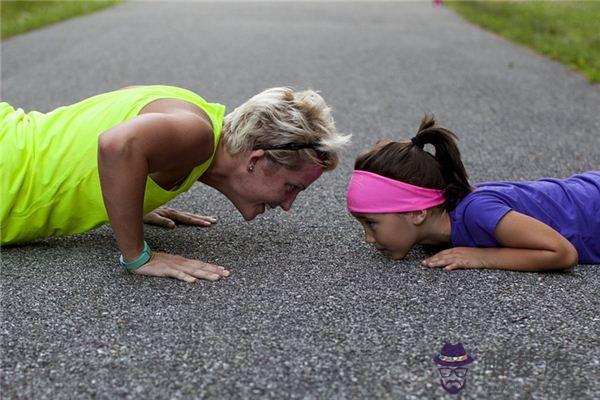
{"left": 449, "top": 188, "right": 512, "bottom": 248}
{"left": 453, "top": 189, "right": 512, "bottom": 225}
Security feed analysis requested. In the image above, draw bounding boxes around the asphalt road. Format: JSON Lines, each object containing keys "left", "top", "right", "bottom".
{"left": 1, "top": 1, "right": 599, "bottom": 399}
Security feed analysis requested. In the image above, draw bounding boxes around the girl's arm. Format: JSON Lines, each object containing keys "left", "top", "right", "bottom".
{"left": 422, "top": 211, "right": 579, "bottom": 272}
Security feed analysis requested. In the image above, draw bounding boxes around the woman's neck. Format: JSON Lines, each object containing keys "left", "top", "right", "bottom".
{"left": 198, "top": 140, "right": 238, "bottom": 197}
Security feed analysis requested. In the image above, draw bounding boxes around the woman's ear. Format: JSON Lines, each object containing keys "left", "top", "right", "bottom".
{"left": 409, "top": 210, "right": 428, "bottom": 226}
{"left": 247, "top": 149, "right": 265, "bottom": 172}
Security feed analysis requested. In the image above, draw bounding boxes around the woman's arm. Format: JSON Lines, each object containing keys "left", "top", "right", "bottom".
{"left": 98, "top": 111, "right": 229, "bottom": 281}
{"left": 423, "top": 211, "right": 579, "bottom": 272}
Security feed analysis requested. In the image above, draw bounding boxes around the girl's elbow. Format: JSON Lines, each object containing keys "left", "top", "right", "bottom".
{"left": 554, "top": 243, "right": 579, "bottom": 270}
{"left": 564, "top": 246, "right": 579, "bottom": 269}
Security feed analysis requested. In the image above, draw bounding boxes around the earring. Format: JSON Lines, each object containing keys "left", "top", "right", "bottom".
{"left": 248, "top": 164, "right": 254, "bottom": 172}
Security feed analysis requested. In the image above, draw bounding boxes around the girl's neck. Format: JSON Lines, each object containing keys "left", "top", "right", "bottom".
{"left": 419, "top": 210, "right": 452, "bottom": 246}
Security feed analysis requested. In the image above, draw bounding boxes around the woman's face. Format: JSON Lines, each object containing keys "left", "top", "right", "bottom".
{"left": 235, "top": 157, "right": 324, "bottom": 221}
{"left": 352, "top": 212, "right": 420, "bottom": 260}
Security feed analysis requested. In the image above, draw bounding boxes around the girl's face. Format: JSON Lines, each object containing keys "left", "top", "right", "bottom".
{"left": 352, "top": 212, "right": 420, "bottom": 260}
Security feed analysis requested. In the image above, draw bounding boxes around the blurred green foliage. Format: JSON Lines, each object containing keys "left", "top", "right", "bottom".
{"left": 446, "top": 1, "right": 600, "bottom": 83}
{"left": 1, "top": 0, "right": 123, "bottom": 40}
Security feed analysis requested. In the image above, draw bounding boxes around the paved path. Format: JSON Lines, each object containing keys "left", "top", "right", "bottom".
{"left": 2, "top": 2, "right": 599, "bottom": 399}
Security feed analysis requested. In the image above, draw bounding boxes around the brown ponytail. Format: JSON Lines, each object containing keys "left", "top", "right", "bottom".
{"left": 354, "top": 114, "right": 473, "bottom": 211}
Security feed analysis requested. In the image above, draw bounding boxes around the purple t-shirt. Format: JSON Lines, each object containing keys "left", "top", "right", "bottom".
{"left": 449, "top": 171, "right": 600, "bottom": 264}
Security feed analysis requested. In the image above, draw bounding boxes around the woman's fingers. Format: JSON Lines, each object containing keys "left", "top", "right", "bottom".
{"left": 177, "top": 210, "right": 217, "bottom": 222}
{"left": 184, "top": 268, "right": 221, "bottom": 281}
{"left": 174, "top": 213, "right": 217, "bottom": 227}
{"left": 193, "top": 262, "right": 230, "bottom": 277}
{"left": 144, "top": 208, "right": 217, "bottom": 228}
{"left": 143, "top": 211, "right": 175, "bottom": 228}
{"left": 167, "top": 268, "right": 199, "bottom": 283}
{"left": 179, "top": 259, "right": 230, "bottom": 279}
{"left": 153, "top": 214, "right": 176, "bottom": 228}
{"left": 132, "top": 252, "right": 230, "bottom": 283}
{"left": 162, "top": 208, "right": 217, "bottom": 227}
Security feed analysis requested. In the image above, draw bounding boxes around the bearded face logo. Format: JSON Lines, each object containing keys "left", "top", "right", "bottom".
{"left": 433, "top": 343, "right": 474, "bottom": 395}
{"left": 438, "top": 366, "right": 469, "bottom": 394}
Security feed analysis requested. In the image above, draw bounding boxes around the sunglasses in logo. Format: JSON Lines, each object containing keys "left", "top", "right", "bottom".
{"left": 438, "top": 367, "right": 468, "bottom": 378}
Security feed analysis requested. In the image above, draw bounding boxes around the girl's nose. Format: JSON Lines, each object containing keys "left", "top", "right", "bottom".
{"left": 364, "top": 229, "right": 376, "bottom": 244}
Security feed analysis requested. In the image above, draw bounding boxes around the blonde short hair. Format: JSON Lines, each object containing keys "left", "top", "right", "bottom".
{"left": 222, "top": 87, "right": 350, "bottom": 171}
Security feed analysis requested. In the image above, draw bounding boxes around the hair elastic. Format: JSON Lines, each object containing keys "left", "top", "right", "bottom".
{"left": 410, "top": 136, "right": 425, "bottom": 149}
{"left": 346, "top": 170, "right": 445, "bottom": 214}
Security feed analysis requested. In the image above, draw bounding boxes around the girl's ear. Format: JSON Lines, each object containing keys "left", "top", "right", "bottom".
{"left": 409, "top": 210, "right": 428, "bottom": 226}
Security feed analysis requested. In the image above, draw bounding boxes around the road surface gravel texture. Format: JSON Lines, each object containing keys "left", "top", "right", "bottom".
{"left": 1, "top": 1, "right": 599, "bottom": 399}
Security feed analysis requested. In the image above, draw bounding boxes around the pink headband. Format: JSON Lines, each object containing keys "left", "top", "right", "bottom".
{"left": 346, "top": 170, "right": 446, "bottom": 213}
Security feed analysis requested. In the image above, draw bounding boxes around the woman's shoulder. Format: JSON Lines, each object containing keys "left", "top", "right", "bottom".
{"left": 116, "top": 85, "right": 223, "bottom": 129}
{"left": 116, "top": 84, "right": 215, "bottom": 104}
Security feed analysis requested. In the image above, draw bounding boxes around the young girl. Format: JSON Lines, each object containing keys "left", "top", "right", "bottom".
{"left": 346, "top": 115, "right": 599, "bottom": 272}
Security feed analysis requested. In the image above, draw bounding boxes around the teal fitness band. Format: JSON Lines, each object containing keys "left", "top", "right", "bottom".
{"left": 119, "top": 241, "right": 152, "bottom": 271}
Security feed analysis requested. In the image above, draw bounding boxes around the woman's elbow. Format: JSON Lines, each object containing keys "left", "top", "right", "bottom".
{"left": 99, "top": 131, "right": 126, "bottom": 156}
{"left": 98, "top": 130, "right": 139, "bottom": 163}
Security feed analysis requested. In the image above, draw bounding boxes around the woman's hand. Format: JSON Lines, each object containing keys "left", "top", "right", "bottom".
{"left": 421, "top": 247, "right": 489, "bottom": 271}
{"left": 132, "top": 252, "right": 230, "bottom": 282}
{"left": 143, "top": 207, "right": 217, "bottom": 229}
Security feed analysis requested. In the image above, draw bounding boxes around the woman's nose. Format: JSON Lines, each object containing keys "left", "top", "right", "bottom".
{"left": 280, "top": 192, "right": 299, "bottom": 211}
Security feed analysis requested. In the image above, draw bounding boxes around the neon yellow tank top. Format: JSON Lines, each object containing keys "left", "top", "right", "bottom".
{"left": 0, "top": 85, "right": 225, "bottom": 245}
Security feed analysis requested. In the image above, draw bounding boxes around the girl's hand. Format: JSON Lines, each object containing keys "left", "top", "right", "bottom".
{"left": 131, "top": 251, "right": 230, "bottom": 282}
{"left": 421, "top": 247, "right": 489, "bottom": 271}
{"left": 143, "top": 207, "right": 217, "bottom": 229}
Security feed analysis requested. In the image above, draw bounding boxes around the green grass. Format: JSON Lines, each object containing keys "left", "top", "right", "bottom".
{"left": 446, "top": 1, "right": 600, "bottom": 84}
{"left": 1, "top": 0, "right": 123, "bottom": 40}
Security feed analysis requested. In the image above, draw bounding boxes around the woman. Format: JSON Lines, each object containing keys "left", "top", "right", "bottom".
{"left": 1, "top": 85, "right": 349, "bottom": 282}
